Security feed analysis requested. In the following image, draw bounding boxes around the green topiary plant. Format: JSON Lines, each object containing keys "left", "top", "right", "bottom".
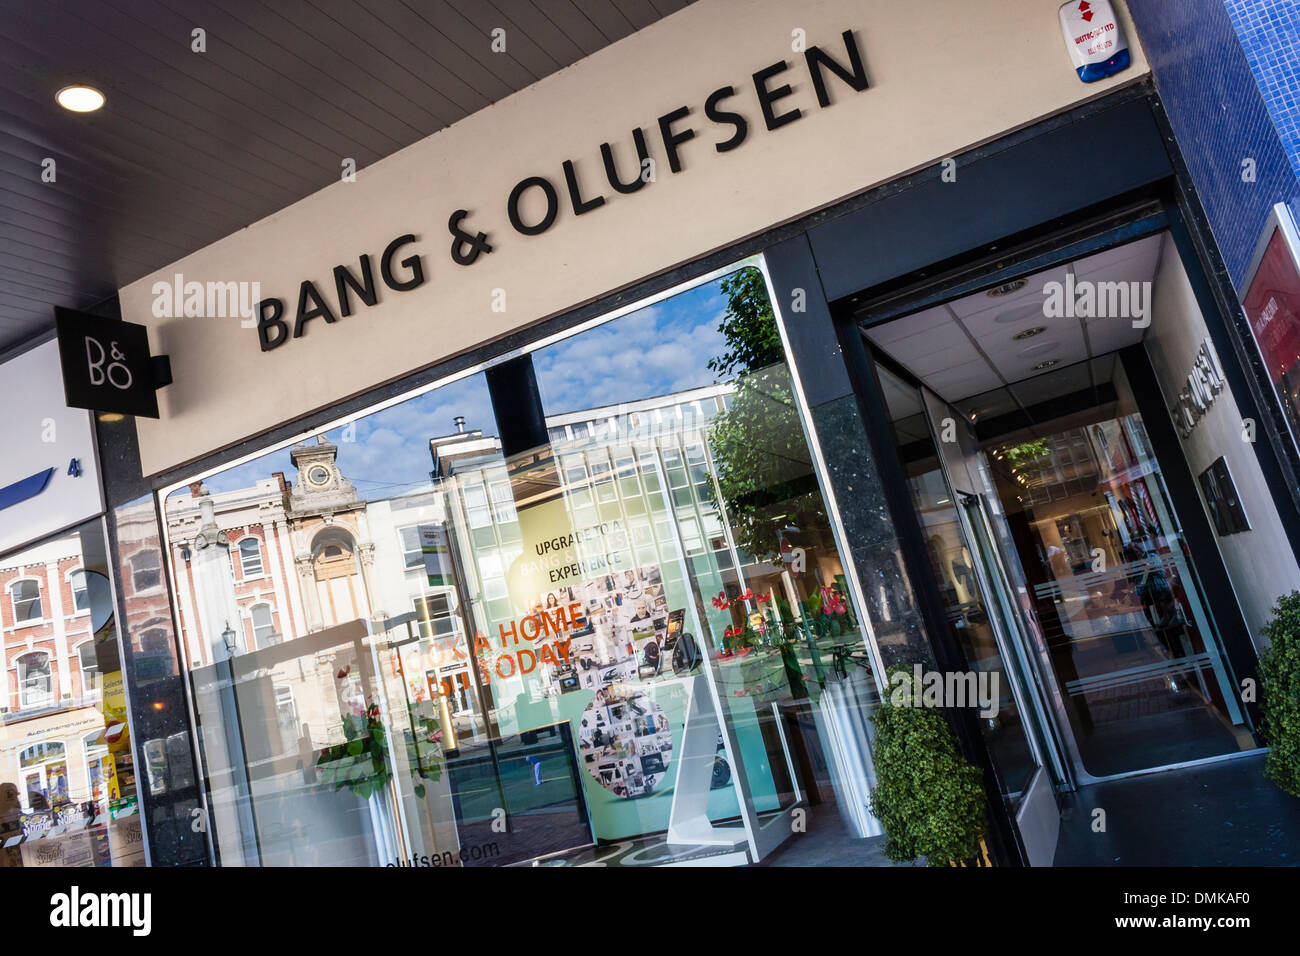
{"left": 868, "top": 666, "right": 987, "bottom": 865}
{"left": 1259, "top": 591, "right": 1300, "bottom": 799}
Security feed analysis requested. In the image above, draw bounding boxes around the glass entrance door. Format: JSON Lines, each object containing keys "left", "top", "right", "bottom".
{"left": 875, "top": 363, "right": 1050, "bottom": 813}
{"left": 969, "top": 360, "right": 1256, "bottom": 780}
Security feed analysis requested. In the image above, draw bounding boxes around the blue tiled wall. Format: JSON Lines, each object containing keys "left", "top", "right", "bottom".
{"left": 1225, "top": 0, "right": 1300, "bottom": 183}
{"left": 1128, "top": 0, "right": 1300, "bottom": 290}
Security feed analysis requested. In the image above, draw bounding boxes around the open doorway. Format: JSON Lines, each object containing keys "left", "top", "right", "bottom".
{"left": 860, "top": 231, "right": 1263, "bottom": 790}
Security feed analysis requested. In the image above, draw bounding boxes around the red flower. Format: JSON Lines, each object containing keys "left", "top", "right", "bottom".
{"left": 756, "top": 592, "right": 771, "bottom": 604}
{"left": 711, "top": 591, "right": 731, "bottom": 610}
{"left": 428, "top": 729, "right": 443, "bottom": 743}
{"left": 740, "top": 588, "right": 754, "bottom": 602}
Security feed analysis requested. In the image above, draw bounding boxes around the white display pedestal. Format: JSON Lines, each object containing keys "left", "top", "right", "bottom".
{"left": 666, "top": 673, "right": 748, "bottom": 848}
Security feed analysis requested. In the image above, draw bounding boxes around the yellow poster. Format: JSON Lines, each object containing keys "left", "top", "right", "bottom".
{"left": 108, "top": 754, "right": 121, "bottom": 802}
{"left": 101, "top": 670, "right": 131, "bottom": 756}
{"left": 505, "top": 497, "right": 632, "bottom": 614}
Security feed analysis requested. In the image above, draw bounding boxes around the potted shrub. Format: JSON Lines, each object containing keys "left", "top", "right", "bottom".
{"left": 1259, "top": 591, "right": 1300, "bottom": 798}
{"left": 868, "top": 666, "right": 987, "bottom": 865}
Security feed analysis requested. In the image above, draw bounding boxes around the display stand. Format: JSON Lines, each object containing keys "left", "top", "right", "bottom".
{"left": 666, "top": 673, "right": 748, "bottom": 848}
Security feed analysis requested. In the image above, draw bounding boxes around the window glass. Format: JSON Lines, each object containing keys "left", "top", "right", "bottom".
{"left": 18, "top": 653, "right": 52, "bottom": 707}
{"left": 0, "top": 521, "right": 141, "bottom": 866}
{"left": 10, "top": 579, "right": 42, "bottom": 623}
{"left": 238, "top": 537, "right": 264, "bottom": 577}
{"left": 132, "top": 551, "right": 160, "bottom": 592}
{"left": 399, "top": 526, "right": 424, "bottom": 570}
{"left": 162, "top": 262, "right": 878, "bottom": 867}
{"left": 78, "top": 641, "right": 101, "bottom": 692}
{"left": 71, "top": 570, "right": 90, "bottom": 612}
{"left": 251, "top": 603, "right": 278, "bottom": 647}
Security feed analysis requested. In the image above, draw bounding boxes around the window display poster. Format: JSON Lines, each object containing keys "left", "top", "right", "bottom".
{"left": 47, "top": 761, "right": 69, "bottom": 807}
{"left": 1243, "top": 226, "right": 1300, "bottom": 450}
{"left": 107, "top": 814, "right": 147, "bottom": 867}
{"left": 482, "top": 498, "right": 762, "bottom": 840}
{"left": 21, "top": 830, "right": 96, "bottom": 868}
{"left": 504, "top": 497, "right": 634, "bottom": 610}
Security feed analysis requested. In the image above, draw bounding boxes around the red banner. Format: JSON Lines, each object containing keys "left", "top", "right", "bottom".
{"left": 1243, "top": 226, "right": 1300, "bottom": 444}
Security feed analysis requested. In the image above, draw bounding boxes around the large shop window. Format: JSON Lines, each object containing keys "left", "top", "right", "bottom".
{"left": 162, "top": 261, "right": 883, "bottom": 867}
{"left": 0, "top": 521, "right": 143, "bottom": 867}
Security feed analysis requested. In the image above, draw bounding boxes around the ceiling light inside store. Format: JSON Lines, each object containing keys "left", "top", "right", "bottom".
{"left": 56, "top": 85, "right": 105, "bottom": 112}
{"left": 1032, "top": 359, "right": 1059, "bottom": 370}
{"left": 1012, "top": 326, "right": 1046, "bottom": 340}
{"left": 986, "top": 279, "right": 1028, "bottom": 297}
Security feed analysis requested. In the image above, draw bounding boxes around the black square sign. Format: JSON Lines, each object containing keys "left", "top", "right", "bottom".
{"left": 55, "top": 307, "right": 162, "bottom": 419}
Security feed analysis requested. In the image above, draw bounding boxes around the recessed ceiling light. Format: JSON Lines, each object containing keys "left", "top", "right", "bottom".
{"left": 1032, "top": 359, "right": 1059, "bottom": 370}
{"left": 1012, "top": 326, "right": 1047, "bottom": 340}
{"left": 56, "top": 85, "right": 105, "bottom": 112}
{"left": 986, "top": 279, "right": 1028, "bottom": 297}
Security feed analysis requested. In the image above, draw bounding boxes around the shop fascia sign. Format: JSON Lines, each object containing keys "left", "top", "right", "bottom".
{"left": 55, "top": 306, "right": 172, "bottom": 419}
{"left": 253, "top": 28, "right": 870, "bottom": 353}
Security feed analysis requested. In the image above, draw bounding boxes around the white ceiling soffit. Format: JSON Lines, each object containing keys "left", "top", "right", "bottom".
{"left": 866, "top": 232, "right": 1166, "bottom": 405}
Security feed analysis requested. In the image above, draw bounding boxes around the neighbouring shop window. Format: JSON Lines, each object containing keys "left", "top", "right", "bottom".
{"left": 162, "top": 260, "right": 879, "bottom": 868}
{"left": 10, "top": 579, "right": 41, "bottom": 623}
{"left": 0, "top": 521, "right": 141, "bottom": 867}
{"left": 1242, "top": 217, "right": 1300, "bottom": 454}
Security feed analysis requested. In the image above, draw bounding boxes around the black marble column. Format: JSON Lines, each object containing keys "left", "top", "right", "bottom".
{"left": 91, "top": 296, "right": 208, "bottom": 866}
{"left": 762, "top": 237, "right": 934, "bottom": 673}
{"left": 762, "top": 234, "right": 1024, "bottom": 866}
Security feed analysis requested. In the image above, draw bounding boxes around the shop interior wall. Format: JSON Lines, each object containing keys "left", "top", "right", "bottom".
{"left": 1144, "top": 235, "right": 1299, "bottom": 645}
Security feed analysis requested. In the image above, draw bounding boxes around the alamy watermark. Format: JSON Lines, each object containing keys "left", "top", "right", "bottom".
{"left": 1043, "top": 275, "right": 1151, "bottom": 328}
{"left": 151, "top": 273, "right": 260, "bottom": 325}
{"left": 888, "top": 664, "right": 1000, "bottom": 719}
{"left": 49, "top": 886, "right": 151, "bottom": 936}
